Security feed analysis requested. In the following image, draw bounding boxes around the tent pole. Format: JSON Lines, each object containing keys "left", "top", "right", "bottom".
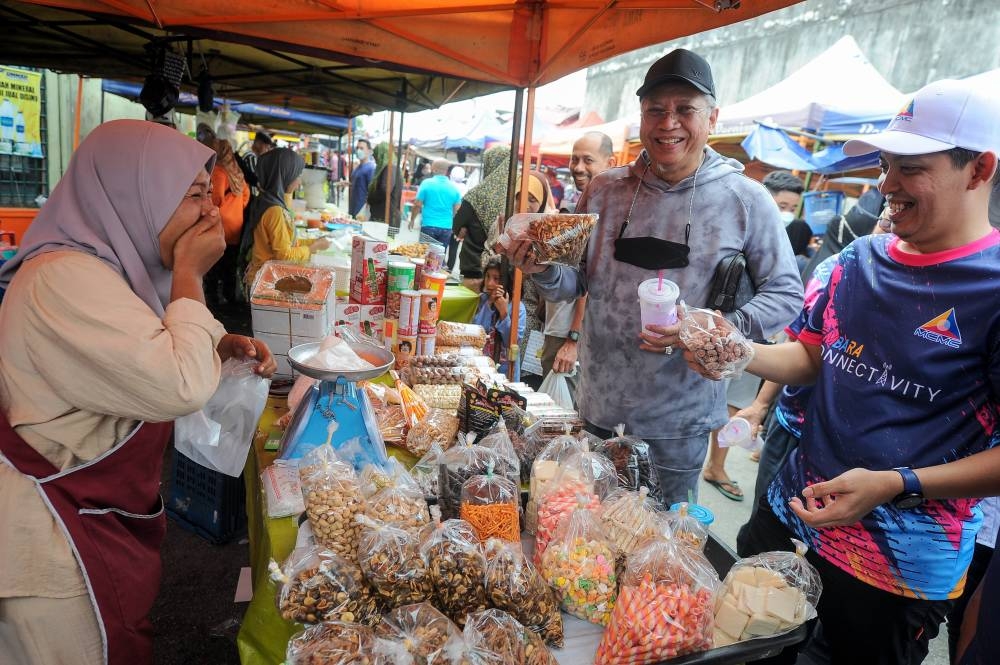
{"left": 504, "top": 88, "right": 524, "bottom": 220}
{"left": 396, "top": 111, "right": 406, "bottom": 228}
{"left": 73, "top": 75, "right": 84, "bottom": 150}
{"left": 508, "top": 85, "right": 536, "bottom": 380}
{"left": 385, "top": 111, "right": 396, "bottom": 226}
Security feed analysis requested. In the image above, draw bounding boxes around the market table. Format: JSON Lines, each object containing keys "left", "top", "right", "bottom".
{"left": 439, "top": 283, "right": 479, "bottom": 324}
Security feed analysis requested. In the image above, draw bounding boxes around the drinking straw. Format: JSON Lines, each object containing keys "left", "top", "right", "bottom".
{"left": 658, "top": 269, "right": 664, "bottom": 292}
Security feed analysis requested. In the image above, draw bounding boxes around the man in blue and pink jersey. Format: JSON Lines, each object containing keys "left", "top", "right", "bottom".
{"left": 683, "top": 78, "right": 1000, "bottom": 664}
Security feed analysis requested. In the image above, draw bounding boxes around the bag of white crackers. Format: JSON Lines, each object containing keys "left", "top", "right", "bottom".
{"left": 678, "top": 304, "right": 754, "bottom": 379}
{"left": 713, "top": 539, "right": 822, "bottom": 647}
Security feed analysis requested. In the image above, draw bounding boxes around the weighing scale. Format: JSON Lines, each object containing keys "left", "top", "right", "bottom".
{"left": 278, "top": 340, "right": 394, "bottom": 470}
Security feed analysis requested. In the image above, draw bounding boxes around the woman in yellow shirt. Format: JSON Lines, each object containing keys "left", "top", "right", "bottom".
{"left": 243, "top": 147, "right": 329, "bottom": 287}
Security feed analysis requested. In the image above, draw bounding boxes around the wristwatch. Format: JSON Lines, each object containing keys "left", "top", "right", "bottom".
{"left": 567, "top": 330, "right": 581, "bottom": 342}
{"left": 891, "top": 467, "right": 924, "bottom": 510}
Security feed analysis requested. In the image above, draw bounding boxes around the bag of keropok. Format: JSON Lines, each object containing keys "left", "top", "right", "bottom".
{"left": 595, "top": 535, "right": 719, "bottom": 664}
{"left": 712, "top": 539, "right": 822, "bottom": 648}
{"left": 539, "top": 496, "right": 618, "bottom": 626}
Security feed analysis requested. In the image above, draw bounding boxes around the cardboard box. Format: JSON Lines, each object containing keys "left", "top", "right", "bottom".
{"left": 334, "top": 301, "right": 361, "bottom": 330}
{"left": 350, "top": 234, "right": 389, "bottom": 304}
{"left": 356, "top": 304, "right": 385, "bottom": 342}
{"left": 290, "top": 308, "right": 330, "bottom": 338}
{"left": 251, "top": 304, "right": 291, "bottom": 336}
{"left": 255, "top": 331, "right": 292, "bottom": 358}
{"left": 274, "top": 354, "right": 294, "bottom": 378}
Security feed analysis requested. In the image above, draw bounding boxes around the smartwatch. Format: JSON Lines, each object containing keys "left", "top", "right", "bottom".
{"left": 567, "top": 330, "right": 581, "bottom": 342}
{"left": 892, "top": 467, "right": 924, "bottom": 510}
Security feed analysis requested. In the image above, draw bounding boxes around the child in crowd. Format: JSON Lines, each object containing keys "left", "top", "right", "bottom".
{"left": 473, "top": 256, "right": 526, "bottom": 379}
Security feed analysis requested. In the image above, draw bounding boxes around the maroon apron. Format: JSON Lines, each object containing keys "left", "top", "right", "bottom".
{"left": 0, "top": 412, "right": 172, "bottom": 665}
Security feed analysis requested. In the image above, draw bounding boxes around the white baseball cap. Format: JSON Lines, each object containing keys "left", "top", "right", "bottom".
{"left": 844, "top": 79, "right": 1000, "bottom": 157}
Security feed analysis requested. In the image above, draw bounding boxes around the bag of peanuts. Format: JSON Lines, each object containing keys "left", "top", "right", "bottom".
{"left": 437, "top": 433, "right": 506, "bottom": 520}
{"left": 271, "top": 545, "right": 382, "bottom": 626}
{"left": 599, "top": 487, "right": 660, "bottom": 561}
{"left": 659, "top": 502, "right": 709, "bottom": 551}
{"left": 524, "top": 427, "right": 585, "bottom": 535}
{"left": 373, "top": 602, "right": 466, "bottom": 665}
{"left": 298, "top": 445, "right": 365, "bottom": 562}
{"left": 406, "top": 408, "right": 461, "bottom": 457}
{"left": 460, "top": 463, "right": 521, "bottom": 543}
{"left": 286, "top": 621, "right": 386, "bottom": 665}
{"left": 363, "top": 461, "right": 431, "bottom": 531}
{"left": 418, "top": 514, "right": 489, "bottom": 626}
{"left": 483, "top": 539, "right": 563, "bottom": 647}
{"left": 539, "top": 497, "right": 618, "bottom": 625}
{"left": 678, "top": 304, "right": 755, "bottom": 379}
{"left": 357, "top": 515, "right": 434, "bottom": 608}
{"left": 411, "top": 444, "right": 444, "bottom": 498}
{"left": 593, "top": 424, "right": 663, "bottom": 508}
{"left": 595, "top": 536, "right": 719, "bottom": 664}
{"left": 713, "top": 539, "right": 821, "bottom": 647}
{"left": 462, "top": 608, "right": 559, "bottom": 665}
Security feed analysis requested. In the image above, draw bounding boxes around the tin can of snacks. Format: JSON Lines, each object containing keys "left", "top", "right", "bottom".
{"left": 417, "top": 334, "right": 436, "bottom": 357}
{"left": 386, "top": 261, "right": 415, "bottom": 319}
{"left": 424, "top": 244, "right": 445, "bottom": 273}
{"left": 383, "top": 318, "right": 398, "bottom": 348}
{"left": 395, "top": 335, "right": 417, "bottom": 368}
{"left": 418, "top": 288, "right": 440, "bottom": 335}
{"left": 421, "top": 270, "right": 448, "bottom": 303}
{"left": 398, "top": 290, "right": 422, "bottom": 336}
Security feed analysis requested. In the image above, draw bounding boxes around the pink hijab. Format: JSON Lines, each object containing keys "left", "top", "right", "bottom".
{"left": 0, "top": 120, "right": 216, "bottom": 316}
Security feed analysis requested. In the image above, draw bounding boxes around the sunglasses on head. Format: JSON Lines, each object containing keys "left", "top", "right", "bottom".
{"left": 612, "top": 156, "right": 698, "bottom": 270}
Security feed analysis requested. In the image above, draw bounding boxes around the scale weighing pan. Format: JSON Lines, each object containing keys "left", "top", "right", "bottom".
{"left": 287, "top": 341, "right": 394, "bottom": 382}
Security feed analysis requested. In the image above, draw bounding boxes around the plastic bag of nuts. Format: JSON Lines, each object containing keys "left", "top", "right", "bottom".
{"left": 406, "top": 408, "right": 460, "bottom": 457}
{"left": 678, "top": 304, "right": 755, "bottom": 379}
{"left": 356, "top": 515, "right": 434, "bottom": 608}
{"left": 273, "top": 546, "right": 381, "bottom": 626}
{"left": 463, "top": 608, "right": 559, "bottom": 665}
{"left": 658, "top": 502, "right": 709, "bottom": 552}
{"left": 286, "top": 621, "right": 386, "bottom": 665}
{"left": 373, "top": 602, "right": 466, "bottom": 665}
{"left": 299, "top": 445, "right": 365, "bottom": 562}
{"left": 497, "top": 213, "right": 598, "bottom": 266}
{"left": 483, "top": 539, "right": 563, "bottom": 647}
{"left": 419, "top": 515, "right": 489, "bottom": 626}
{"left": 364, "top": 468, "right": 431, "bottom": 531}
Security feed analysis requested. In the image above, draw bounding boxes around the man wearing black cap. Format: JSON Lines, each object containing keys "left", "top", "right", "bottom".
{"left": 501, "top": 49, "right": 801, "bottom": 506}
{"left": 240, "top": 131, "right": 274, "bottom": 190}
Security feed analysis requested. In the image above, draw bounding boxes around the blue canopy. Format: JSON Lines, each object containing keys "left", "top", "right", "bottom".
{"left": 740, "top": 123, "right": 879, "bottom": 174}
{"left": 101, "top": 80, "right": 351, "bottom": 133}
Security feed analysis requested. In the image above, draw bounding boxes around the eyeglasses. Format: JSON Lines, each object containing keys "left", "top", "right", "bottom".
{"left": 183, "top": 190, "right": 214, "bottom": 204}
{"left": 641, "top": 106, "right": 710, "bottom": 123}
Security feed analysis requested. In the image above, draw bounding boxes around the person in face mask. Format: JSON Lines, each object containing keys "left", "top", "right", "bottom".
{"left": 348, "top": 139, "right": 375, "bottom": 218}
{"left": 243, "top": 147, "right": 330, "bottom": 286}
{"left": 762, "top": 170, "right": 814, "bottom": 270}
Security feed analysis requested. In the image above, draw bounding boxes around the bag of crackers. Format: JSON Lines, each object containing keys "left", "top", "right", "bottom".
{"left": 356, "top": 514, "right": 434, "bottom": 608}
{"left": 460, "top": 463, "right": 520, "bottom": 543}
{"left": 483, "top": 539, "right": 563, "bottom": 647}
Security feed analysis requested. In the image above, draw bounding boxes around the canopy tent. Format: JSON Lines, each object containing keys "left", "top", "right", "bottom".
{"left": 715, "top": 36, "right": 907, "bottom": 137}
{"left": 101, "top": 80, "right": 351, "bottom": 135}
{"left": 740, "top": 123, "right": 879, "bottom": 174}
{"left": 536, "top": 116, "right": 638, "bottom": 160}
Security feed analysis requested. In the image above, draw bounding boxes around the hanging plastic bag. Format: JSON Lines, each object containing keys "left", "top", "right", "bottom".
{"left": 539, "top": 497, "right": 617, "bottom": 625}
{"left": 174, "top": 358, "right": 270, "bottom": 477}
{"left": 538, "top": 371, "right": 573, "bottom": 411}
{"left": 483, "top": 539, "right": 563, "bottom": 647}
{"left": 286, "top": 621, "right": 385, "bottom": 665}
{"left": 593, "top": 424, "right": 663, "bottom": 508}
{"left": 298, "top": 445, "right": 365, "bottom": 562}
{"left": 713, "top": 539, "right": 822, "bottom": 647}
{"left": 678, "top": 303, "right": 755, "bottom": 379}
{"left": 373, "top": 602, "right": 466, "bottom": 665}
{"left": 419, "top": 512, "right": 489, "bottom": 626}
{"left": 463, "top": 608, "right": 559, "bottom": 665}
{"left": 270, "top": 545, "right": 381, "bottom": 626}
{"left": 460, "top": 463, "right": 520, "bottom": 543}
{"left": 596, "top": 535, "right": 719, "bottom": 663}
{"left": 356, "top": 515, "right": 433, "bottom": 608}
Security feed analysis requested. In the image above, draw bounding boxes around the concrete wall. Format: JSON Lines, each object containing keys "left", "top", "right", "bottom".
{"left": 584, "top": 0, "right": 1000, "bottom": 123}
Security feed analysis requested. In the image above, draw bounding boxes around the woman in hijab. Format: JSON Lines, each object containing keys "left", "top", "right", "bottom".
{"left": 801, "top": 188, "right": 885, "bottom": 281}
{"left": 784, "top": 217, "right": 814, "bottom": 274}
{"left": 205, "top": 138, "right": 250, "bottom": 306}
{"left": 453, "top": 145, "right": 511, "bottom": 288}
{"left": 366, "top": 141, "right": 402, "bottom": 226}
{"left": 242, "top": 147, "right": 330, "bottom": 286}
{"left": 0, "top": 119, "right": 275, "bottom": 665}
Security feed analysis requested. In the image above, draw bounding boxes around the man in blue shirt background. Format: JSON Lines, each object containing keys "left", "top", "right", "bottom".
{"left": 349, "top": 139, "right": 375, "bottom": 218}
{"left": 410, "top": 158, "right": 462, "bottom": 270}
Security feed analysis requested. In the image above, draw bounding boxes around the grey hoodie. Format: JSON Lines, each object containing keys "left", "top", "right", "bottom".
{"left": 533, "top": 148, "right": 803, "bottom": 438}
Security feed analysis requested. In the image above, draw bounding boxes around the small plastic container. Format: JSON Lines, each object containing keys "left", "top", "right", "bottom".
{"left": 717, "top": 417, "right": 762, "bottom": 451}
{"left": 638, "top": 278, "right": 680, "bottom": 336}
{"left": 670, "top": 501, "right": 715, "bottom": 527}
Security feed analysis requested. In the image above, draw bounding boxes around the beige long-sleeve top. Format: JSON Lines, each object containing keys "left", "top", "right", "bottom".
{"left": 0, "top": 251, "right": 226, "bottom": 598}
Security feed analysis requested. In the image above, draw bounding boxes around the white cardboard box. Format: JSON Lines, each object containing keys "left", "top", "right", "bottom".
{"left": 255, "top": 331, "right": 292, "bottom": 357}
{"left": 251, "top": 304, "right": 291, "bottom": 336}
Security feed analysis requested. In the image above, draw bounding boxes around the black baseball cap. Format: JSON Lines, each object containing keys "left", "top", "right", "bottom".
{"left": 636, "top": 48, "right": 715, "bottom": 99}
{"left": 254, "top": 131, "right": 274, "bottom": 145}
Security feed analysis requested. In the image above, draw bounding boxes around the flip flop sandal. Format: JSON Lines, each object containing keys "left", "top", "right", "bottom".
{"left": 705, "top": 477, "right": 744, "bottom": 501}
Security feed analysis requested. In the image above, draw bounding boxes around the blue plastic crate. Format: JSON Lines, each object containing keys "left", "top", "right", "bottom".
{"left": 166, "top": 449, "right": 246, "bottom": 545}
{"left": 802, "top": 191, "right": 846, "bottom": 235}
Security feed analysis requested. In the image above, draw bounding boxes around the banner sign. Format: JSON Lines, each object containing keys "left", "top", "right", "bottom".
{"left": 0, "top": 66, "right": 44, "bottom": 158}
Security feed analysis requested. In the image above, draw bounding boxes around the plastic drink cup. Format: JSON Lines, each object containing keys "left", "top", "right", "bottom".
{"left": 717, "top": 417, "right": 760, "bottom": 451}
{"left": 638, "top": 278, "right": 680, "bottom": 336}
